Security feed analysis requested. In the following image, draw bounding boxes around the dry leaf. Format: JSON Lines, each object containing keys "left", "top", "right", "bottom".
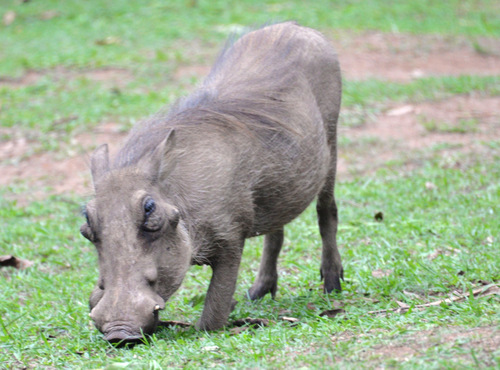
{"left": 425, "top": 182, "right": 437, "bottom": 190}
{"left": 428, "top": 247, "right": 459, "bottom": 260}
{"left": 484, "top": 236, "right": 494, "bottom": 245}
{"left": 372, "top": 269, "right": 392, "bottom": 278}
{"left": 281, "top": 316, "right": 299, "bottom": 323}
{"left": 229, "top": 326, "right": 248, "bottom": 335}
{"left": 319, "top": 308, "right": 346, "bottom": 318}
{"left": 3, "top": 11, "right": 16, "bottom": 26}
{"left": 95, "top": 36, "right": 121, "bottom": 45}
{"left": 40, "top": 10, "right": 59, "bottom": 20}
{"left": 231, "top": 317, "right": 269, "bottom": 327}
{"left": 427, "top": 250, "right": 441, "bottom": 260}
{"left": 480, "top": 285, "right": 500, "bottom": 297}
{"left": 386, "top": 105, "right": 414, "bottom": 117}
{"left": 474, "top": 280, "right": 492, "bottom": 286}
{"left": 403, "top": 290, "right": 423, "bottom": 299}
{"left": 361, "top": 297, "right": 380, "bottom": 304}
{"left": 396, "top": 301, "right": 409, "bottom": 308}
{"left": 331, "top": 300, "right": 344, "bottom": 308}
{"left": 0, "top": 255, "right": 33, "bottom": 270}
{"left": 157, "top": 320, "right": 191, "bottom": 328}
{"left": 306, "top": 302, "right": 316, "bottom": 310}
{"left": 202, "top": 346, "right": 219, "bottom": 352}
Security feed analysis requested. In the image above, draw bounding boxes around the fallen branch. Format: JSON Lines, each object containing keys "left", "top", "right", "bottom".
{"left": 367, "top": 284, "right": 499, "bottom": 316}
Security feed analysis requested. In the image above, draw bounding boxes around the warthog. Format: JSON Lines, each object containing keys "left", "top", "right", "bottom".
{"left": 81, "top": 21, "right": 342, "bottom": 343}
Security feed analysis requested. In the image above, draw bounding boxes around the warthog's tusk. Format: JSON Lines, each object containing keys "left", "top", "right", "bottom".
{"left": 154, "top": 304, "right": 160, "bottom": 311}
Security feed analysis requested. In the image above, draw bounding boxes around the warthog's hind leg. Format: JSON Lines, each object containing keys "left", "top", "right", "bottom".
{"left": 317, "top": 172, "right": 343, "bottom": 292}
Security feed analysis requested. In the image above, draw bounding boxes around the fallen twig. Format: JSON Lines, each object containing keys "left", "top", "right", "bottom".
{"left": 367, "top": 284, "right": 499, "bottom": 316}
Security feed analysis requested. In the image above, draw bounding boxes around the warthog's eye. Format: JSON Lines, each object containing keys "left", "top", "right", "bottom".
{"left": 80, "top": 223, "right": 94, "bottom": 242}
{"left": 142, "top": 197, "right": 162, "bottom": 232}
{"left": 80, "top": 207, "right": 95, "bottom": 242}
{"left": 144, "top": 197, "right": 156, "bottom": 217}
{"left": 83, "top": 208, "right": 90, "bottom": 225}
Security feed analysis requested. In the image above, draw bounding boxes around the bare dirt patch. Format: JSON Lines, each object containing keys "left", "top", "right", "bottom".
{"left": 0, "top": 67, "right": 134, "bottom": 88}
{"left": 0, "top": 123, "right": 126, "bottom": 202}
{"left": 174, "top": 65, "right": 211, "bottom": 81}
{"left": 335, "top": 32, "right": 500, "bottom": 82}
{"left": 337, "top": 95, "right": 500, "bottom": 177}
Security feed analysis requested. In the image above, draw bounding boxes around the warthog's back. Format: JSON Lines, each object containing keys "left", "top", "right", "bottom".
{"left": 206, "top": 22, "right": 341, "bottom": 133}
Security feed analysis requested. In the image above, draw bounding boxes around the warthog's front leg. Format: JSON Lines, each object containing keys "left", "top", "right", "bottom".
{"left": 196, "top": 240, "right": 244, "bottom": 331}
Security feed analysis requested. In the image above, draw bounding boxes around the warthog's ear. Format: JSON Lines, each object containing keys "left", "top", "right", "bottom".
{"left": 90, "top": 144, "right": 110, "bottom": 187}
{"left": 148, "top": 129, "right": 176, "bottom": 180}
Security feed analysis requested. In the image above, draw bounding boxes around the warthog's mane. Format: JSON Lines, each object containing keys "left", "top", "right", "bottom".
{"left": 115, "top": 22, "right": 316, "bottom": 168}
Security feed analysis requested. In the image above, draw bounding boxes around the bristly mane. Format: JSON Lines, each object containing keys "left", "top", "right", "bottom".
{"left": 114, "top": 22, "right": 307, "bottom": 168}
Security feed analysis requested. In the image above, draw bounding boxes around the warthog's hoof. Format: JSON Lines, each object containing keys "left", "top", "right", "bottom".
{"left": 322, "top": 267, "right": 344, "bottom": 293}
{"left": 248, "top": 279, "right": 277, "bottom": 300}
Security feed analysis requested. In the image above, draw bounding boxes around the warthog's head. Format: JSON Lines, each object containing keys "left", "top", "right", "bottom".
{"left": 81, "top": 140, "right": 192, "bottom": 343}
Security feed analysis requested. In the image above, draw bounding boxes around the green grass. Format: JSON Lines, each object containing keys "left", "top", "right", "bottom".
{"left": 1, "top": 154, "right": 499, "bottom": 368}
{"left": 1, "top": 0, "right": 499, "bottom": 368}
{"left": 1, "top": 0, "right": 499, "bottom": 77}
{"left": 343, "top": 75, "right": 500, "bottom": 107}
{"left": 420, "top": 117, "right": 480, "bottom": 133}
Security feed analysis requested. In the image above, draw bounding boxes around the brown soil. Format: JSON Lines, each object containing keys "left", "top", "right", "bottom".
{"left": 337, "top": 95, "right": 500, "bottom": 177}
{"left": 0, "top": 122, "right": 124, "bottom": 202}
{"left": 335, "top": 32, "right": 500, "bottom": 82}
{"left": 1, "top": 32, "right": 499, "bottom": 201}
{"left": 0, "top": 67, "right": 133, "bottom": 88}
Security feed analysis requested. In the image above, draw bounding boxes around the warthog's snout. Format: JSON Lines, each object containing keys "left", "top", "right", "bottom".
{"left": 102, "top": 325, "right": 145, "bottom": 344}
{"left": 89, "top": 288, "right": 165, "bottom": 343}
